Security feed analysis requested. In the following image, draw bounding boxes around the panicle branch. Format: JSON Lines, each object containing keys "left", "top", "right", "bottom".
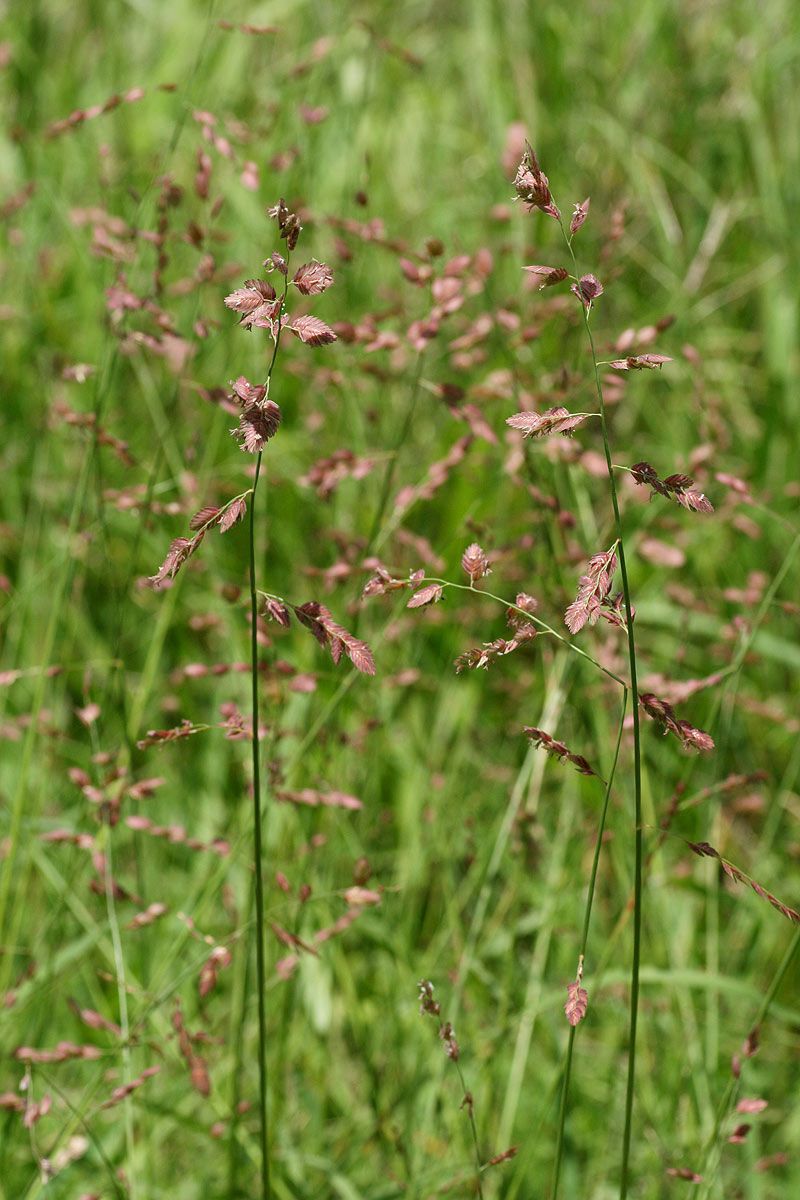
{"left": 564, "top": 544, "right": 620, "bottom": 635}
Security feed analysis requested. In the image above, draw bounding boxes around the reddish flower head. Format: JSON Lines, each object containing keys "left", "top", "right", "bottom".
{"left": 513, "top": 141, "right": 560, "bottom": 220}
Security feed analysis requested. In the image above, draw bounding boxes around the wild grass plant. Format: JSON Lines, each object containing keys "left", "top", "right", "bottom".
{"left": 1, "top": 4, "right": 800, "bottom": 1199}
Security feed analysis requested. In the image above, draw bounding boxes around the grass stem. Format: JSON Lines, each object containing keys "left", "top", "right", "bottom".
{"left": 551, "top": 691, "right": 628, "bottom": 1198}
{"left": 246, "top": 268, "right": 290, "bottom": 1200}
{"left": 454, "top": 1060, "right": 485, "bottom": 1200}
{"left": 559, "top": 220, "right": 644, "bottom": 1199}
{"left": 248, "top": 448, "right": 270, "bottom": 1200}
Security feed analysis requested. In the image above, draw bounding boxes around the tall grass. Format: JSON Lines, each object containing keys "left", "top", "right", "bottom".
{"left": 1, "top": 3, "right": 800, "bottom": 1198}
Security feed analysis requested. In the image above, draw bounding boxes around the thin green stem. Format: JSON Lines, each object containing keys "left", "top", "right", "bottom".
{"left": 551, "top": 690, "right": 628, "bottom": 1199}
{"left": 366, "top": 350, "right": 424, "bottom": 554}
{"left": 226, "top": 880, "right": 255, "bottom": 1195}
{"left": 248, "top": 447, "right": 270, "bottom": 1200}
{"left": 453, "top": 1061, "right": 484, "bottom": 1200}
{"left": 559, "top": 218, "right": 644, "bottom": 1199}
{"left": 101, "top": 821, "right": 136, "bottom": 1199}
{"left": 247, "top": 265, "right": 290, "bottom": 1200}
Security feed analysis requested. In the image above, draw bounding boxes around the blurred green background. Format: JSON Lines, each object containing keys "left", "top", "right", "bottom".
{"left": 1, "top": 1, "right": 800, "bottom": 1197}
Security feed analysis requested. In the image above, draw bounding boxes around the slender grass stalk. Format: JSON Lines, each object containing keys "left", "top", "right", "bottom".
{"left": 247, "top": 267, "right": 290, "bottom": 1200}
{"left": 82, "top": 707, "right": 138, "bottom": 1198}
{"left": 418, "top": 982, "right": 485, "bottom": 1199}
{"left": 366, "top": 350, "right": 425, "bottom": 554}
{"left": 558, "top": 219, "right": 644, "bottom": 1199}
{"left": 248, "top": 454, "right": 270, "bottom": 1200}
{"left": 453, "top": 1060, "right": 485, "bottom": 1200}
{"left": 226, "top": 830, "right": 256, "bottom": 1195}
{"left": 551, "top": 691, "right": 628, "bottom": 1199}
{"left": 101, "top": 820, "right": 137, "bottom": 1200}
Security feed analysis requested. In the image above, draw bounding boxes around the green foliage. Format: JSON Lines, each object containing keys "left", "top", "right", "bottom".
{"left": 1, "top": 2, "right": 800, "bottom": 1198}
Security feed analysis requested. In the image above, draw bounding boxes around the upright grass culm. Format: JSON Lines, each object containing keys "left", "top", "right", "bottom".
{"left": 243, "top": 248, "right": 291, "bottom": 1200}
{"left": 512, "top": 146, "right": 646, "bottom": 1194}
{"left": 364, "top": 136, "right": 719, "bottom": 1179}
{"left": 557, "top": 209, "right": 644, "bottom": 1200}
{"left": 418, "top": 980, "right": 486, "bottom": 1198}
{"left": 551, "top": 693, "right": 628, "bottom": 1199}
{"left": 384, "top": 146, "right": 655, "bottom": 1194}
{"left": 508, "top": 143, "right": 711, "bottom": 1195}
{"left": 147, "top": 200, "right": 352, "bottom": 1195}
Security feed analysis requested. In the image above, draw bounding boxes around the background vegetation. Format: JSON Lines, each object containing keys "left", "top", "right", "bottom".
{"left": 1, "top": 1, "right": 799, "bottom": 1197}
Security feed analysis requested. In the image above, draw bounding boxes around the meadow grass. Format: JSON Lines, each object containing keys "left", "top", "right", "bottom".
{"left": 1, "top": 1, "right": 800, "bottom": 1197}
